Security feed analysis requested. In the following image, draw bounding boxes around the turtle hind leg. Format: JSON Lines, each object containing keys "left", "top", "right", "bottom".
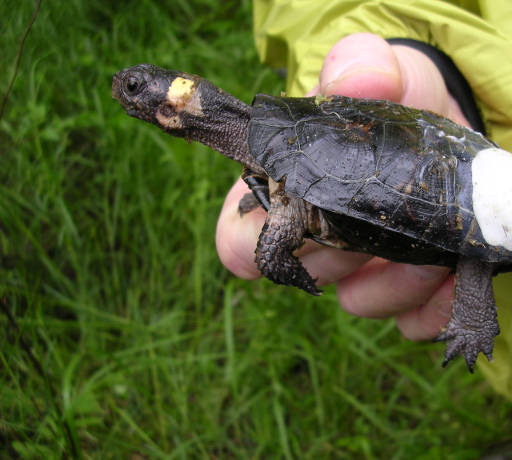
{"left": 435, "top": 255, "right": 500, "bottom": 372}
{"left": 255, "top": 190, "right": 321, "bottom": 296}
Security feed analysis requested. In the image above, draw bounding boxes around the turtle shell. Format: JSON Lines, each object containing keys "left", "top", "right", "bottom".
{"left": 247, "top": 94, "right": 512, "bottom": 265}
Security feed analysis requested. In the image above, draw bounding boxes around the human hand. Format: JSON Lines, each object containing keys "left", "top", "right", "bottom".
{"left": 216, "top": 33, "right": 471, "bottom": 341}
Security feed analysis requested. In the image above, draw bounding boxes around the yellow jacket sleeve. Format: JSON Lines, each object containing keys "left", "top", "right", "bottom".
{"left": 253, "top": 0, "right": 512, "bottom": 399}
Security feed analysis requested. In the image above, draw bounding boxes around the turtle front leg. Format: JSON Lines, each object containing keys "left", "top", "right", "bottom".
{"left": 239, "top": 167, "right": 271, "bottom": 217}
{"left": 435, "top": 256, "right": 500, "bottom": 372}
{"left": 255, "top": 186, "right": 321, "bottom": 296}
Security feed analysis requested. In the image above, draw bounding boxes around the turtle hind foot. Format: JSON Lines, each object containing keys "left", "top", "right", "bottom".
{"left": 434, "top": 255, "right": 499, "bottom": 372}
{"left": 435, "top": 323, "right": 497, "bottom": 373}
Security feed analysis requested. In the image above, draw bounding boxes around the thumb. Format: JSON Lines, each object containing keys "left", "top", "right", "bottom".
{"left": 316, "top": 33, "right": 403, "bottom": 101}
{"left": 314, "top": 33, "right": 469, "bottom": 126}
{"left": 392, "top": 44, "right": 470, "bottom": 126}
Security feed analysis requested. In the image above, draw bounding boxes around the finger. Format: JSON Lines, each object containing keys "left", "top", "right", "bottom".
{"left": 301, "top": 248, "right": 372, "bottom": 286}
{"left": 311, "top": 33, "right": 406, "bottom": 101}
{"left": 336, "top": 258, "right": 450, "bottom": 318}
{"left": 391, "top": 45, "right": 470, "bottom": 126}
{"left": 395, "top": 277, "right": 454, "bottom": 340}
{"left": 316, "top": 33, "right": 470, "bottom": 128}
{"left": 319, "top": 33, "right": 403, "bottom": 101}
{"left": 215, "top": 178, "right": 265, "bottom": 280}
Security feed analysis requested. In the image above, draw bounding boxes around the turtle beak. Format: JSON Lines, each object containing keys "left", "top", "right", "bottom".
{"left": 112, "top": 72, "right": 142, "bottom": 119}
{"left": 111, "top": 74, "right": 122, "bottom": 101}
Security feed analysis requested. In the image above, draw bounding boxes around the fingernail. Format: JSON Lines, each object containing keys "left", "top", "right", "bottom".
{"left": 437, "top": 298, "right": 453, "bottom": 319}
{"left": 406, "top": 264, "right": 448, "bottom": 281}
{"left": 323, "top": 68, "right": 397, "bottom": 98}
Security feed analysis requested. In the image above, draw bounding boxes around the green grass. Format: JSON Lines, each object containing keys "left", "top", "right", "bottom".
{"left": 1, "top": 0, "right": 511, "bottom": 458}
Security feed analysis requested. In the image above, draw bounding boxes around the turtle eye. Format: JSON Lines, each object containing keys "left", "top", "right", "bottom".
{"left": 124, "top": 75, "right": 142, "bottom": 96}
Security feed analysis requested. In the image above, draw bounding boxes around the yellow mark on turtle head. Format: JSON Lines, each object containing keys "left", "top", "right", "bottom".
{"left": 167, "top": 77, "right": 196, "bottom": 101}
{"left": 165, "top": 76, "right": 203, "bottom": 116}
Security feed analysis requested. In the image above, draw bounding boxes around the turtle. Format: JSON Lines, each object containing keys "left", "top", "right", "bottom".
{"left": 112, "top": 63, "right": 512, "bottom": 372}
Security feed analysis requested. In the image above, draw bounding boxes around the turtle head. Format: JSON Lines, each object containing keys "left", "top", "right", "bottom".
{"left": 112, "top": 63, "right": 205, "bottom": 133}
{"left": 113, "top": 64, "right": 260, "bottom": 171}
